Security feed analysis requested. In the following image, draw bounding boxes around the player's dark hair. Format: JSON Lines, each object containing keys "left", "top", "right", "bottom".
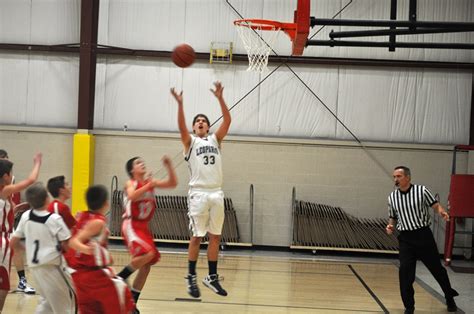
{"left": 394, "top": 166, "right": 411, "bottom": 177}
{"left": 126, "top": 157, "right": 140, "bottom": 178}
{"left": 25, "top": 182, "right": 49, "bottom": 209}
{"left": 0, "top": 149, "right": 8, "bottom": 159}
{"left": 0, "top": 159, "right": 13, "bottom": 178}
{"left": 86, "top": 185, "right": 108, "bottom": 211}
{"left": 47, "top": 175, "right": 66, "bottom": 198}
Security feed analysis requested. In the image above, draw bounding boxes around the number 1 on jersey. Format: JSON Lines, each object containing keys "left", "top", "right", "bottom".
{"left": 32, "top": 240, "right": 40, "bottom": 264}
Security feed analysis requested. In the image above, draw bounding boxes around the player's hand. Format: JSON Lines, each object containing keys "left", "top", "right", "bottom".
{"left": 170, "top": 88, "right": 183, "bottom": 103}
{"left": 33, "top": 152, "right": 42, "bottom": 165}
{"left": 210, "top": 81, "right": 224, "bottom": 99}
{"left": 386, "top": 224, "right": 395, "bottom": 235}
{"left": 440, "top": 211, "right": 450, "bottom": 221}
{"left": 162, "top": 155, "right": 172, "bottom": 167}
{"left": 82, "top": 243, "right": 94, "bottom": 255}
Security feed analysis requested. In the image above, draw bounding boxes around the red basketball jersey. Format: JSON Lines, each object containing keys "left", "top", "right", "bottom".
{"left": 68, "top": 211, "right": 111, "bottom": 270}
{"left": 123, "top": 180, "right": 156, "bottom": 222}
{"left": 48, "top": 200, "right": 76, "bottom": 230}
{"left": 0, "top": 198, "right": 14, "bottom": 234}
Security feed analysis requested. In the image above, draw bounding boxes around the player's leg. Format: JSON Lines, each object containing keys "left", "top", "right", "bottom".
{"left": 73, "top": 269, "right": 134, "bottom": 314}
{"left": 0, "top": 238, "right": 12, "bottom": 311}
{"left": 72, "top": 271, "right": 104, "bottom": 314}
{"left": 13, "top": 245, "right": 35, "bottom": 294}
{"left": 102, "top": 274, "right": 135, "bottom": 314}
{"left": 13, "top": 210, "right": 36, "bottom": 294}
{"left": 30, "top": 265, "right": 76, "bottom": 314}
{"left": 186, "top": 191, "right": 210, "bottom": 298}
{"left": 130, "top": 245, "right": 159, "bottom": 309}
{"left": 130, "top": 263, "right": 150, "bottom": 311}
{"left": 118, "top": 221, "right": 157, "bottom": 280}
{"left": 202, "top": 190, "right": 227, "bottom": 296}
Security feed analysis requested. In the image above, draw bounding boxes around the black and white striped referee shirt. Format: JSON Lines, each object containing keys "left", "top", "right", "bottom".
{"left": 388, "top": 184, "right": 438, "bottom": 231}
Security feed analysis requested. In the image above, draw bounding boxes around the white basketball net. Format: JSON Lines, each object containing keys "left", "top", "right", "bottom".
{"left": 235, "top": 22, "right": 281, "bottom": 73}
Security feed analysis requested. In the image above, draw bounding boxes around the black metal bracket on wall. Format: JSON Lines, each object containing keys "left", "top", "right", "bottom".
{"left": 307, "top": 0, "right": 474, "bottom": 51}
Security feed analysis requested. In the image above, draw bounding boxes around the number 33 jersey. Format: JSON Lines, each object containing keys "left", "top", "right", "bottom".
{"left": 13, "top": 209, "right": 71, "bottom": 267}
{"left": 123, "top": 180, "right": 156, "bottom": 222}
{"left": 185, "top": 134, "right": 223, "bottom": 189}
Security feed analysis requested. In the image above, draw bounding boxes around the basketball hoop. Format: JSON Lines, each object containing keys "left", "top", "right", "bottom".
{"left": 234, "top": 19, "right": 296, "bottom": 73}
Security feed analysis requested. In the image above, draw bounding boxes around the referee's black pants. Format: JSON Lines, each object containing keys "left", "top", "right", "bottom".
{"left": 398, "top": 226, "right": 457, "bottom": 310}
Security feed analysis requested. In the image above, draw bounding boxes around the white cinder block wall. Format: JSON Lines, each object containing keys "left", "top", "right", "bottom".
{"left": 1, "top": 128, "right": 469, "bottom": 250}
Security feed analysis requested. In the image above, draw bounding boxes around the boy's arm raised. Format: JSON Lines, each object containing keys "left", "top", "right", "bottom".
{"left": 4, "top": 153, "right": 42, "bottom": 196}
{"left": 171, "top": 88, "right": 192, "bottom": 151}
{"left": 153, "top": 156, "right": 178, "bottom": 189}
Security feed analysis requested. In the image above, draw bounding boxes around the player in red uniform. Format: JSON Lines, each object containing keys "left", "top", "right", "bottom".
{"left": 117, "top": 156, "right": 177, "bottom": 312}
{"left": 69, "top": 185, "right": 135, "bottom": 314}
{"left": 0, "top": 149, "right": 36, "bottom": 294}
{"left": 47, "top": 175, "right": 76, "bottom": 230}
{"left": 0, "top": 152, "right": 42, "bottom": 311}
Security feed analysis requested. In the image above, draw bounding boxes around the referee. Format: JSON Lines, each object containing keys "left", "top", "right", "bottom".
{"left": 386, "top": 166, "right": 459, "bottom": 314}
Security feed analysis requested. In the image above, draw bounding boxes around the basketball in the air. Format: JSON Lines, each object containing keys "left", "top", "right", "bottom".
{"left": 171, "top": 44, "right": 196, "bottom": 68}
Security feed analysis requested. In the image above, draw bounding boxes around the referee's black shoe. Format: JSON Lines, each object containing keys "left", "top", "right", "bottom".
{"left": 446, "top": 297, "right": 457, "bottom": 312}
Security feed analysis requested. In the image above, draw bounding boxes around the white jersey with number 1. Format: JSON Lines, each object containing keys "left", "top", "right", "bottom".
{"left": 13, "top": 209, "right": 71, "bottom": 267}
{"left": 185, "top": 133, "right": 222, "bottom": 189}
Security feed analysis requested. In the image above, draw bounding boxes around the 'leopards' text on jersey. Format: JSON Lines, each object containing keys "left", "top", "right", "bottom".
{"left": 185, "top": 134, "right": 222, "bottom": 189}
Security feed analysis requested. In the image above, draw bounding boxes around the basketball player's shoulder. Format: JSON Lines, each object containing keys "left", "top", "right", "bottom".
{"left": 19, "top": 208, "right": 33, "bottom": 222}
{"left": 49, "top": 212, "right": 66, "bottom": 223}
{"left": 209, "top": 133, "right": 219, "bottom": 144}
{"left": 126, "top": 179, "right": 138, "bottom": 189}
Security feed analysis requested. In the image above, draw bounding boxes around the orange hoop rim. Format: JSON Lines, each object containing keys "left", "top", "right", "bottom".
{"left": 234, "top": 19, "right": 297, "bottom": 40}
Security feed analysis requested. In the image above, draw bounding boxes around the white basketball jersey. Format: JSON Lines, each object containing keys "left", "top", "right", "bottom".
{"left": 13, "top": 209, "right": 71, "bottom": 268}
{"left": 185, "top": 134, "right": 223, "bottom": 189}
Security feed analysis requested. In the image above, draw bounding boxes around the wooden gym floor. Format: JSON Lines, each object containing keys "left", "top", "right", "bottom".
{"left": 5, "top": 250, "right": 453, "bottom": 313}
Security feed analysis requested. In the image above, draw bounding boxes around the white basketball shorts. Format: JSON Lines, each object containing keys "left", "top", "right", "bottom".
{"left": 187, "top": 188, "right": 225, "bottom": 237}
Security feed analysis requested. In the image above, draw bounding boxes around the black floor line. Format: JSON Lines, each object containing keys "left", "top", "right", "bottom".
{"left": 174, "top": 298, "right": 201, "bottom": 302}
{"left": 142, "top": 297, "right": 382, "bottom": 312}
{"left": 348, "top": 264, "right": 389, "bottom": 314}
{"left": 112, "top": 263, "right": 355, "bottom": 277}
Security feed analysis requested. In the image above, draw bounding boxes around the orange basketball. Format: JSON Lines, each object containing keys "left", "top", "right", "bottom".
{"left": 171, "top": 44, "right": 196, "bottom": 68}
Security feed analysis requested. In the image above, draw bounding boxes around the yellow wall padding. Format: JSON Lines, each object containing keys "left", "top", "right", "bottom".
{"left": 72, "top": 133, "right": 95, "bottom": 215}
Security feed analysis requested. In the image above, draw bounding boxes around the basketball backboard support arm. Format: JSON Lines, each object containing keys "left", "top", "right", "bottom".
{"left": 307, "top": 0, "right": 474, "bottom": 52}
{"left": 307, "top": 17, "right": 474, "bottom": 50}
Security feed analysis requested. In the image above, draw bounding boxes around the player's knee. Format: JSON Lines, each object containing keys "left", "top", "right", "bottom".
{"left": 208, "top": 233, "right": 220, "bottom": 242}
{"left": 147, "top": 250, "right": 160, "bottom": 265}
{"left": 190, "top": 236, "right": 202, "bottom": 246}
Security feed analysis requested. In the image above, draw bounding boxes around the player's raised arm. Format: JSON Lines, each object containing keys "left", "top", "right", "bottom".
{"left": 154, "top": 156, "right": 178, "bottom": 189}
{"left": 4, "top": 153, "right": 42, "bottom": 196}
{"left": 171, "top": 88, "right": 192, "bottom": 151}
{"left": 211, "top": 82, "right": 231, "bottom": 144}
{"left": 124, "top": 179, "right": 153, "bottom": 202}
